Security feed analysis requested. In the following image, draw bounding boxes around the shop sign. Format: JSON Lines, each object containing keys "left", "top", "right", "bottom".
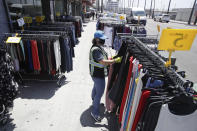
{"left": 35, "top": 16, "right": 45, "bottom": 23}
{"left": 6, "top": 37, "right": 21, "bottom": 44}
{"left": 24, "top": 17, "right": 32, "bottom": 24}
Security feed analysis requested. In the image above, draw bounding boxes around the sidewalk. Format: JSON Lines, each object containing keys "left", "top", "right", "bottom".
{"left": 1, "top": 21, "right": 119, "bottom": 131}
{"left": 170, "top": 20, "right": 188, "bottom": 24}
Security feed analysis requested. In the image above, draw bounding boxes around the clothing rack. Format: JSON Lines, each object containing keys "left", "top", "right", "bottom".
{"left": 16, "top": 30, "right": 68, "bottom": 37}
{"left": 122, "top": 35, "right": 186, "bottom": 88}
{"left": 117, "top": 33, "right": 158, "bottom": 44}
{"left": 43, "top": 22, "right": 73, "bottom": 25}
{"left": 4, "top": 33, "right": 66, "bottom": 87}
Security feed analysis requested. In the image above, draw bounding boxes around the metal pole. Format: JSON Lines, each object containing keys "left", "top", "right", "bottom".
{"left": 137, "top": 0, "right": 139, "bottom": 7}
{"left": 101, "top": 0, "right": 103, "bottom": 13}
{"left": 132, "top": 0, "right": 135, "bottom": 8}
{"left": 188, "top": 0, "right": 197, "bottom": 24}
{"left": 167, "top": 0, "right": 172, "bottom": 14}
{"left": 149, "top": 0, "right": 153, "bottom": 18}
{"left": 144, "top": 0, "right": 147, "bottom": 10}
{"left": 153, "top": 0, "right": 155, "bottom": 18}
{"left": 124, "top": 0, "right": 125, "bottom": 13}
{"left": 98, "top": 0, "right": 100, "bottom": 12}
{"left": 194, "top": 16, "right": 197, "bottom": 25}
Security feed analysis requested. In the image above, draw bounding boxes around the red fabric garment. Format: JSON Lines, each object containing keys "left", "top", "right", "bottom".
{"left": 119, "top": 57, "right": 134, "bottom": 123}
{"left": 125, "top": 26, "right": 131, "bottom": 33}
{"left": 31, "top": 40, "right": 41, "bottom": 71}
{"left": 131, "top": 90, "right": 151, "bottom": 131}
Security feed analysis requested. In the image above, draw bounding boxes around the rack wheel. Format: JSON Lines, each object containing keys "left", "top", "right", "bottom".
{"left": 57, "top": 75, "right": 66, "bottom": 87}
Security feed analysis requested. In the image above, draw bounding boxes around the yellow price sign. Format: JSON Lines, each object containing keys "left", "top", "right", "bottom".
{"left": 158, "top": 29, "right": 197, "bottom": 51}
{"left": 35, "top": 16, "right": 45, "bottom": 23}
{"left": 120, "top": 16, "right": 125, "bottom": 20}
{"left": 56, "top": 12, "right": 61, "bottom": 17}
{"left": 24, "top": 17, "right": 32, "bottom": 24}
{"left": 6, "top": 37, "right": 21, "bottom": 44}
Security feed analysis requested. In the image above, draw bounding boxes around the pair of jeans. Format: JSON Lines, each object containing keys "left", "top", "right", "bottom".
{"left": 70, "top": 25, "right": 76, "bottom": 45}
{"left": 91, "top": 77, "right": 105, "bottom": 116}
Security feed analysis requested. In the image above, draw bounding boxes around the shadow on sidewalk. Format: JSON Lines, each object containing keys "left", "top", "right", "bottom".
{"left": 0, "top": 118, "right": 16, "bottom": 131}
{"left": 80, "top": 105, "right": 119, "bottom": 131}
{"left": 17, "top": 80, "right": 70, "bottom": 100}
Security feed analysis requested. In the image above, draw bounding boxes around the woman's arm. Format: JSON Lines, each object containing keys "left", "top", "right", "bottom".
{"left": 99, "top": 59, "right": 115, "bottom": 66}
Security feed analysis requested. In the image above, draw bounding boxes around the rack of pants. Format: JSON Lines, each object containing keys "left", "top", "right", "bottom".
{"left": 16, "top": 30, "right": 74, "bottom": 73}
{"left": 56, "top": 16, "right": 83, "bottom": 38}
{"left": 105, "top": 36, "right": 197, "bottom": 131}
{"left": 4, "top": 33, "right": 71, "bottom": 86}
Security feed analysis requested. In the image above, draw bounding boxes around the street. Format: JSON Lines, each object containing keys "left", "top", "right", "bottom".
{"left": 145, "top": 18, "right": 197, "bottom": 82}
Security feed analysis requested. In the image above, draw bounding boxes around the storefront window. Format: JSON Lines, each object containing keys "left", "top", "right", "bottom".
{"left": 6, "top": 0, "right": 43, "bottom": 20}
{"left": 55, "top": 0, "right": 65, "bottom": 17}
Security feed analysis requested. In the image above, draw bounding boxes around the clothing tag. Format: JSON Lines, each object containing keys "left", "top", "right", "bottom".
{"left": 17, "top": 18, "right": 25, "bottom": 27}
{"left": 6, "top": 37, "right": 21, "bottom": 44}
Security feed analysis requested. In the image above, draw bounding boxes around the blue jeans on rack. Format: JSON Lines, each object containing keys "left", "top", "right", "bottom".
{"left": 70, "top": 25, "right": 77, "bottom": 45}
{"left": 91, "top": 77, "right": 105, "bottom": 116}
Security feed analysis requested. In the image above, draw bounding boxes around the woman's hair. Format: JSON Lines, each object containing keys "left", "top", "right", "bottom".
{"left": 92, "top": 38, "right": 97, "bottom": 45}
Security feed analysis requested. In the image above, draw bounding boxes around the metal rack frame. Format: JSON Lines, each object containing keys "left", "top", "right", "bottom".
{"left": 120, "top": 35, "right": 186, "bottom": 88}
{"left": 3, "top": 33, "right": 66, "bottom": 87}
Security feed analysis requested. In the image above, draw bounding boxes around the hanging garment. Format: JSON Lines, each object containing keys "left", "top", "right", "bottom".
{"left": 131, "top": 91, "right": 151, "bottom": 131}
{"left": 120, "top": 59, "right": 139, "bottom": 131}
{"left": 105, "top": 65, "right": 116, "bottom": 112}
{"left": 10, "top": 44, "right": 20, "bottom": 71}
{"left": 20, "top": 40, "right": 25, "bottom": 61}
{"left": 155, "top": 104, "right": 197, "bottom": 131}
{"left": 17, "top": 41, "right": 26, "bottom": 70}
{"left": 16, "top": 43, "right": 22, "bottom": 62}
{"left": 59, "top": 37, "right": 73, "bottom": 73}
{"left": 136, "top": 97, "right": 163, "bottom": 131}
{"left": 53, "top": 40, "right": 61, "bottom": 71}
{"left": 59, "top": 37, "right": 67, "bottom": 73}
{"left": 124, "top": 26, "right": 131, "bottom": 33}
{"left": 108, "top": 52, "right": 131, "bottom": 106}
{"left": 31, "top": 40, "right": 41, "bottom": 71}
{"left": 107, "top": 42, "right": 127, "bottom": 95}
{"left": 50, "top": 40, "right": 56, "bottom": 75}
{"left": 26, "top": 40, "right": 34, "bottom": 71}
{"left": 119, "top": 57, "right": 134, "bottom": 123}
{"left": 127, "top": 69, "right": 145, "bottom": 131}
{"left": 37, "top": 40, "right": 44, "bottom": 72}
{"left": 104, "top": 26, "right": 113, "bottom": 47}
{"left": 47, "top": 41, "right": 52, "bottom": 74}
{"left": 68, "top": 37, "right": 73, "bottom": 71}
{"left": 113, "top": 36, "right": 122, "bottom": 52}
{"left": 43, "top": 41, "right": 49, "bottom": 73}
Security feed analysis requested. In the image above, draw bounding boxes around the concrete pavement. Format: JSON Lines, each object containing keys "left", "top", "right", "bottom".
{"left": 1, "top": 21, "right": 119, "bottom": 131}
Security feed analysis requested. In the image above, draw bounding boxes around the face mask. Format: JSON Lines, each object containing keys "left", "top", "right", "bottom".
{"left": 99, "top": 39, "right": 105, "bottom": 45}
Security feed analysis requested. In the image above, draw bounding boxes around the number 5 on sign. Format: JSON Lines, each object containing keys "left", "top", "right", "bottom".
{"left": 158, "top": 29, "right": 197, "bottom": 51}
